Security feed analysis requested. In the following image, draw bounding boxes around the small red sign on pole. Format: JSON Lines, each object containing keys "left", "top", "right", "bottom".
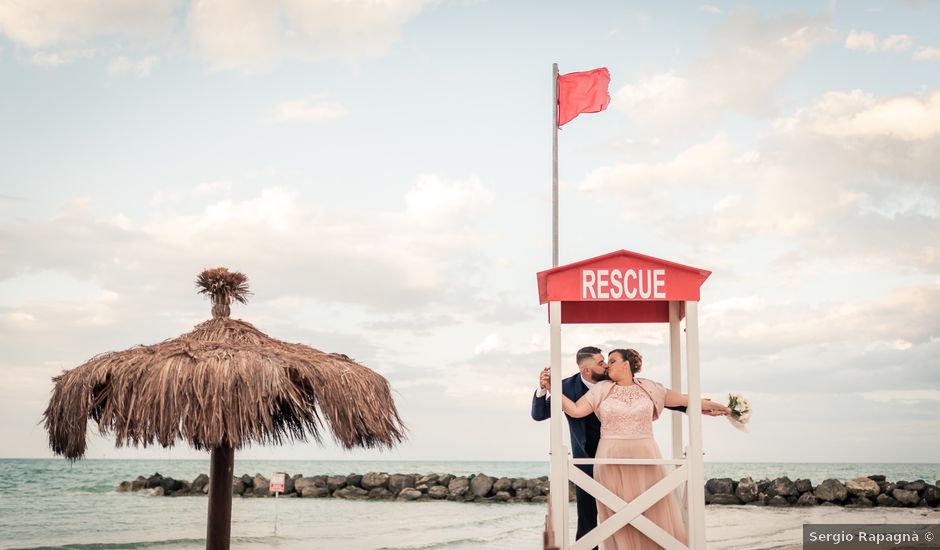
{"left": 269, "top": 472, "right": 286, "bottom": 493}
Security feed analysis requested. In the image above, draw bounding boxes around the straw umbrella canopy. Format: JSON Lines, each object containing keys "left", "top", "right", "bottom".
{"left": 44, "top": 268, "right": 406, "bottom": 549}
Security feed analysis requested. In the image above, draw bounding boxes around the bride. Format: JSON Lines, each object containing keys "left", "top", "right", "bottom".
{"left": 562, "top": 348, "right": 729, "bottom": 550}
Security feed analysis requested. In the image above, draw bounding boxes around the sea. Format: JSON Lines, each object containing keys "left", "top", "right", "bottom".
{"left": 0, "top": 460, "right": 937, "bottom": 550}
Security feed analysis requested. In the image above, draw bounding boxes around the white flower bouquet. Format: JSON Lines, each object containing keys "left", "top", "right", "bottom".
{"left": 727, "top": 393, "right": 751, "bottom": 432}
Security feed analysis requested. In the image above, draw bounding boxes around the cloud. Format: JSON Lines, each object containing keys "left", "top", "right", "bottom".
{"left": 266, "top": 96, "right": 348, "bottom": 124}
{"left": 107, "top": 55, "right": 158, "bottom": 78}
{"left": 844, "top": 30, "right": 913, "bottom": 52}
{"left": 0, "top": 175, "right": 496, "bottom": 313}
{"left": 613, "top": 10, "right": 832, "bottom": 134}
{"left": 29, "top": 48, "right": 97, "bottom": 66}
{"left": 187, "top": 0, "right": 430, "bottom": 72}
{"left": 0, "top": 0, "right": 178, "bottom": 49}
{"left": 0, "top": 0, "right": 429, "bottom": 72}
{"left": 779, "top": 89, "right": 940, "bottom": 142}
{"left": 844, "top": 30, "right": 877, "bottom": 51}
{"left": 914, "top": 47, "right": 940, "bottom": 60}
{"left": 580, "top": 85, "right": 940, "bottom": 280}
{"left": 699, "top": 5, "right": 721, "bottom": 14}
{"left": 858, "top": 390, "right": 940, "bottom": 403}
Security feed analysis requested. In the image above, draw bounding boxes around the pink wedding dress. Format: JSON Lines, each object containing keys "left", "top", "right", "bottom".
{"left": 584, "top": 380, "right": 688, "bottom": 550}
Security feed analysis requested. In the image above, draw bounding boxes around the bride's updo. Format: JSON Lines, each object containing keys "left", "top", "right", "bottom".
{"left": 611, "top": 348, "right": 643, "bottom": 375}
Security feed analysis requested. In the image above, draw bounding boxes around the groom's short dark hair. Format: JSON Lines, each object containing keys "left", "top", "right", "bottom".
{"left": 576, "top": 346, "right": 602, "bottom": 366}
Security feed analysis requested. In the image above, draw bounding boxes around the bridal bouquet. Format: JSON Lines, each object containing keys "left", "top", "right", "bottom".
{"left": 727, "top": 393, "right": 751, "bottom": 432}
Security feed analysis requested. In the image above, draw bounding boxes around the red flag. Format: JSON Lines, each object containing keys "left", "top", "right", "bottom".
{"left": 557, "top": 67, "right": 611, "bottom": 127}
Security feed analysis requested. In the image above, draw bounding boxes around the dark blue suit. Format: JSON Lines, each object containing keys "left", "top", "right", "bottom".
{"left": 531, "top": 373, "right": 601, "bottom": 545}
{"left": 531, "top": 374, "right": 688, "bottom": 546}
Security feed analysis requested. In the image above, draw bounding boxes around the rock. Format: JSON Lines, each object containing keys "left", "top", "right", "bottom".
{"left": 735, "top": 478, "right": 759, "bottom": 503}
{"left": 796, "top": 493, "right": 818, "bottom": 506}
{"left": 511, "top": 478, "right": 527, "bottom": 491}
{"left": 417, "top": 474, "right": 439, "bottom": 486}
{"left": 448, "top": 477, "right": 470, "bottom": 499}
{"left": 795, "top": 479, "right": 813, "bottom": 494}
{"left": 369, "top": 487, "right": 393, "bottom": 500}
{"left": 170, "top": 487, "right": 194, "bottom": 497}
{"left": 493, "top": 477, "right": 513, "bottom": 493}
{"left": 905, "top": 480, "right": 927, "bottom": 493}
{"left": 240, "top": 474, "right": 253, "bottom": 488}
{"left": 846, "top": 496, "right": 873, "bottom": 508}
{"left": 361, "top": 472, "right": 389, "bottom": 490}
{"left": 757, "top": 479, "right": 772, "bottom": 493}
{"left": 814, "top": 479, "right": 847, "bottom": 502}
{"left": 415, "top": 484, "right": 429, "bottom": 493}
{"left": 768, "top": 495, "right": 789, "bottom": 507}
{"left": 428, "top": 486, "right": 448, "bottom": 499}
{"left": 438, "top": 474, "right": 454, "bottom": 487}
{"left": 923, "top": 486, "right": 940, "bottom": 507}
{"left": 300, "top": 486, "right": 330, "bottom": 498}
{"left": 398, "top": 488, "right": 422, "bottom": 501}
{"left": 334, "top": 486, "right": 370, "bottom": 500}
{"left": 253, "top": 474, "right": 270, "bottom": 497}
{"left": 327, "top": 475, "right": 347, "bottom": 492}
{"left": 892, "top": 489, "right": 920, "bottom": 506}
{"left": 146, "top": 473, "right": 164, "bottom": 489}
{"left": 280, "top": 473, "right": 295, "bottom": 495}
{"left": 159, "top": 477, "right": 183, "bottom": 493}
{"left": 748, "top": 492, "right": 769, "bottom": 506}
{"left": 867, "top": 475, "right": 886, "bottom": 483}
{"left": 191, "top": 474, "right": 210, "bottom": 494}
{"left": 531, "top": 495, "right": 549, "bottom": 504}
{"left": 149, "top": 486, "right": 165, "bottom": 496}
{"left": 846, "top": 477, "right": 880, "bottom": 498}
{"left": 116, "top": 481, "right": 132, "bottom": 492}
{"left": 294, "top": 477, "right": 326, "bottom": 494}
{"left": 706, "top": 478, "right": 735, "bottom": 495}
{"left": 388, "top": 474, "right": 415, "bottom": 495}
{"left": 232, "top": 478, "right": 245, "bottom": 496}
{"left": 131, "top": 476, "right": 148, "bottom": 491}
{"left": 709, "top": 494, "right": 742, "bottom": 505}
{"left": 896, "top": 480, "right": 909, "bottom": 488}
{"left": 470, "top": 474, "right": 494, "bottom": 498}
{"left": 534, "top": 479, "right": 551, "bottom": 496}
{"left": 769, "top": 477, "right": 798, "bottom": 498}
{"left": 876, "top": 494, "right": 901, "bottom": 507}
{"left": 346, "top": 474, "right": 363, "bottom": 488}
{"left": 514, "top": 488, "right": 534, "bottom": 500}
{"left": 882, "top": 482, "right": 897, "bottom": 494}
{"left": 494, "top": 491, "right": 511, "bottom": 502}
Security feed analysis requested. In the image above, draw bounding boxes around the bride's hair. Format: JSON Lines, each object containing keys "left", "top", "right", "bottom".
{"left": 610, "top": 348, "right": 642, "bottom": 375}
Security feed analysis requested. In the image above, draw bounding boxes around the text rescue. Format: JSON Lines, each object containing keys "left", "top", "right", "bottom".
{"left": 581, "top": 269, "right": 667, "bottom": 300}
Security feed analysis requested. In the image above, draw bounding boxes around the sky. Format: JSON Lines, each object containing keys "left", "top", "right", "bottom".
{"left": 0, "top": 0, "right": 938, "bottom": 464}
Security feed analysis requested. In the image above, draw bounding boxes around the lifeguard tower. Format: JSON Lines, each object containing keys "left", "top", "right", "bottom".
{"left": 537, "top": 249, "right": 711, "bottom": 550}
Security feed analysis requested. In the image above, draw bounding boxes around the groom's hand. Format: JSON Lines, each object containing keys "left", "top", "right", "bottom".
{"left": 539, "top": 367, "right": 551, "bottom": 391}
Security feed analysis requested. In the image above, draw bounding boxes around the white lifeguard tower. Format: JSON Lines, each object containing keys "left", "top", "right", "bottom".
{"left": 537, "top": 249, "right": 711, "bottom": 550}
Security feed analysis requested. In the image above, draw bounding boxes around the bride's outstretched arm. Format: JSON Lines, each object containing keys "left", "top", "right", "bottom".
{"left": 562, "top": 395, "right": 594, "bottom": 418}
{"left": 665, "top": 390, "right": 730, "bottom": 416}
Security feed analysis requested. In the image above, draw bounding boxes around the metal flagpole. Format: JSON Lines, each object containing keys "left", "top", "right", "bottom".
{"left": 552, "top": 62, "right": 559, "bottom": 268}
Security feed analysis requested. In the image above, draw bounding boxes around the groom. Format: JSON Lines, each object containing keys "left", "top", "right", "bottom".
{"left": 530, "top": 346, "right": 689, "bottom": 548}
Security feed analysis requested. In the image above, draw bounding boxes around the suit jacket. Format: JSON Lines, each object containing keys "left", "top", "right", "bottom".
{"left": 531, "top": 374, "right": 689, "bottom": 473}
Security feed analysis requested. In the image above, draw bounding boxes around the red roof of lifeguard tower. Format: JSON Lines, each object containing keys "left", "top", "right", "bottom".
{"left": 536, "top": 249, "right": 711, "bottom": 324}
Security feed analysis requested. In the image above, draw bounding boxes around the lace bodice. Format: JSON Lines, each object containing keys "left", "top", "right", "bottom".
{"left": 596, "top": 383, "right": 654, "bottom": 439}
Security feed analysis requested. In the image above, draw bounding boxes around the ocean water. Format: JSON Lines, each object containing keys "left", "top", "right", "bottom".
{"left": 0, "top": 459, "right": 937, "bottom": 550}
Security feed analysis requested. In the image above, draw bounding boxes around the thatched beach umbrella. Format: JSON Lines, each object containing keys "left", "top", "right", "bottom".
{"left": 44, "top": 268, "right": 406, "bottom": 549}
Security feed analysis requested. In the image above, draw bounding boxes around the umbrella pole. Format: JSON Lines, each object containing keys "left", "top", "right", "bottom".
{"left": 206, "top": 445, "right": 234, "bottom": 550}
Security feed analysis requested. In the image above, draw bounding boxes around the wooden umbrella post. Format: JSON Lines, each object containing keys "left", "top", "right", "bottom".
{"left": 207, "top": 445, "right": 235, "bottom": 550}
